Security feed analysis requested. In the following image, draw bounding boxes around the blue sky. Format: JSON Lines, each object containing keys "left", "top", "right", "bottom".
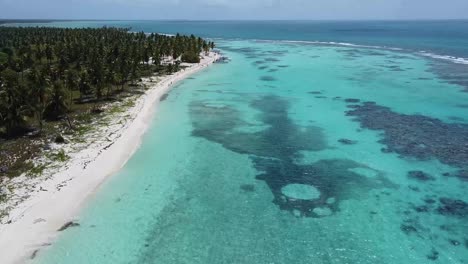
{"left": 1, "top": 0, "right": 468, "bottom": 20}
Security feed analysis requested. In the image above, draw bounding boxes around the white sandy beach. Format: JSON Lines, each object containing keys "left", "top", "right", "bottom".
{"left": 0, "top": 52, "right": 219, "bottom": 264}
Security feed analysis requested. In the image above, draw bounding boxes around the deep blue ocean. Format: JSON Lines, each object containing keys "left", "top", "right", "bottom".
{"left": 10, "top": 20, "right": 468, "bottom": 59}
{"left": 6, "top": 20, "right": 468, "bottom": 264}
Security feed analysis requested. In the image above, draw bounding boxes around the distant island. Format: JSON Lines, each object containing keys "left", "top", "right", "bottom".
{"left": 0, "top": 19, "right": 57, "bottom": 25}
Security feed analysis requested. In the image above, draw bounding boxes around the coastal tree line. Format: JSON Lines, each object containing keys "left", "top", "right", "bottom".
{"left": 0, "top": 27, "right": 215, "bottom": 137}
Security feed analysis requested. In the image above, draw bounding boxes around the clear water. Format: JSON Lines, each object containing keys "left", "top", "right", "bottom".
{"left": 20, "top": 21, "right": 468, "bottom": 263}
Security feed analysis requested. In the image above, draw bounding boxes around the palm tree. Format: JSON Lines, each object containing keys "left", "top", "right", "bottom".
{"left": 0, "top": 68, "right": 27, "bottom": 136}
{"left": 77, "top": 69, "right": 92, "bottom": 102}
{"left": 46, "top": 80, "right": 68, "bottom": 120}
{"left": 27, "top": 67, "right": 50, "bottom": 132}
{"left": 64, "top": 70, "right": 77, "bottom": 107}
{"left": 0, "top": 26, "right": 215, "bottom": 136}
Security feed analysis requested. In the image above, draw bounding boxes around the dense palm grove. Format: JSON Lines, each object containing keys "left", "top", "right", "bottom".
{"left": 0, "top": 27, "right": 214, "bottom": 180}
{"left": 0, "top": 27, "right": 214, "bottom": 137}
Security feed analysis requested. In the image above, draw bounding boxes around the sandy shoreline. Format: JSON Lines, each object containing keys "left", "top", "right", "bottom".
{"left": 0, "top": 52, "right": 219, "bottom": 264}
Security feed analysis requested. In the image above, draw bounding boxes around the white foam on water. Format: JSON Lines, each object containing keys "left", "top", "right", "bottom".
{"left": 418, "top": 51, "right": 468, "bottom": 65}
{"left": 245, "top": 38, "right": 468, "bottom": 66}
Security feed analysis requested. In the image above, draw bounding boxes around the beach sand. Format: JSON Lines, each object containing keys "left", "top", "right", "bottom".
{"left": 0, "top": 52, "right": 219, "bottom": 264}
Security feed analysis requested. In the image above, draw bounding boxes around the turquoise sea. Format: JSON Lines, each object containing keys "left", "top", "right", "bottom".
{"left": 10, "top": 21, "right": 468, "bottom": 263}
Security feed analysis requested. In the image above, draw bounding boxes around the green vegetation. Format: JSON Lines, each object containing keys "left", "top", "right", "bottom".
{"left": 28, "top": 163, "right": 47, "bottom": 177}
{"left": 181, "top": 53, "right": 201, "bottom": 63}
{"left": 0, "top": 27, "right": 215, "bottom": 179}
{"left": 48, "top": 149, "right": 70, "bottom": 162}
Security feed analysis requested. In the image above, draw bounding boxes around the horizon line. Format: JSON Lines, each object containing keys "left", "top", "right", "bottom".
{"left": 1, "top": 18, "right": 468, "bottom": 22}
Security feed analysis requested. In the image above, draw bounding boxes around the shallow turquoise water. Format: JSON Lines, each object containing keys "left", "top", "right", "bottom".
{"left": 31, "top": 38, "right": 468, "bottom": 263}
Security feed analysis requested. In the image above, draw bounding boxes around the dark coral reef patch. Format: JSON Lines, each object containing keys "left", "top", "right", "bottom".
{"left": 338, "top": 139, "right": 358, "bottom": 145}
{"left": 346, "top": 102, "right": 468, "bottom": 180}
{"left": 407, "top": 171, "right": 435, "bottom": 182}
{"left": 260, "top": 76, "right": 276, "bottom": 82}
{"left": 437, "top": 198, "right": 468, "bottom": 218}
{"left": 191, "top": 95, "right": 395, "bottom": 217}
